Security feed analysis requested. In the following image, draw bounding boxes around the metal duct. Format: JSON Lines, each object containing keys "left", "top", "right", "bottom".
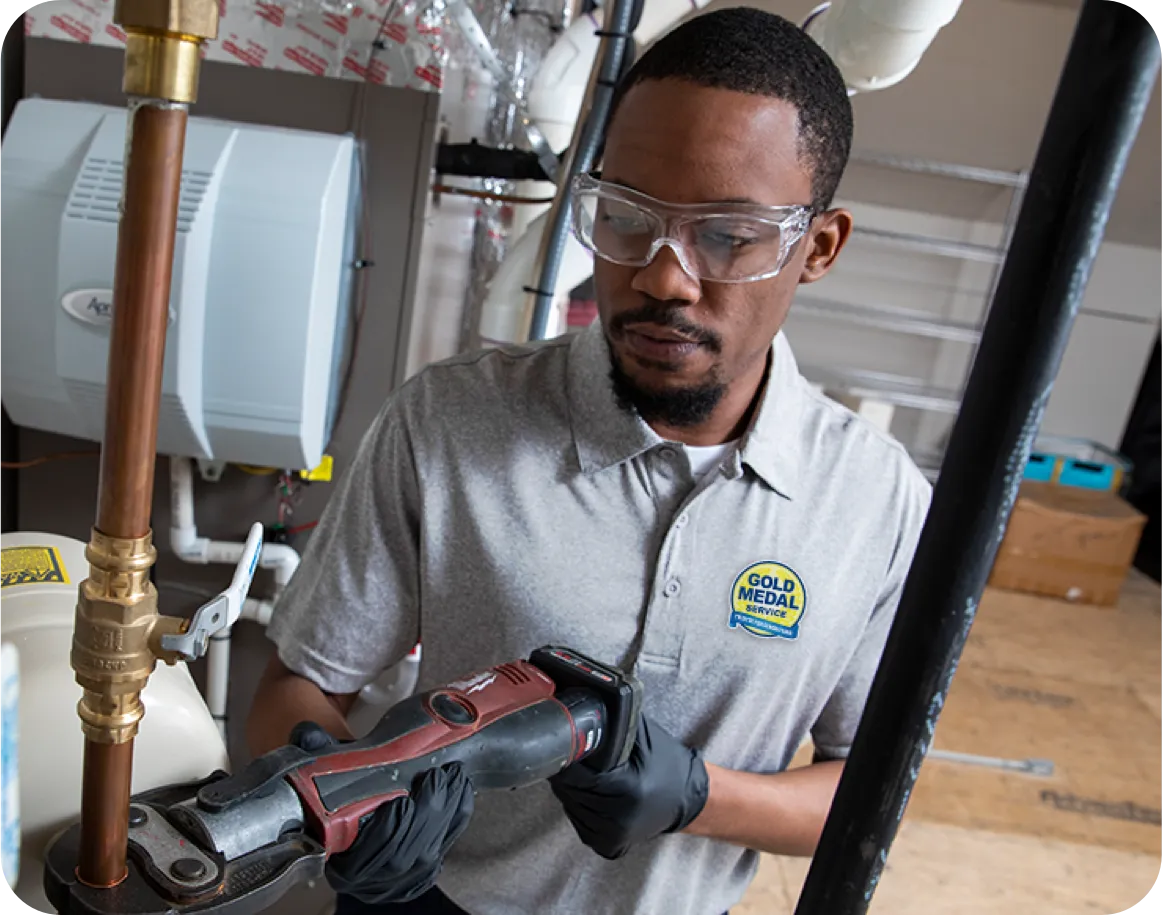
{"left": 455, "top": 0, "right": 572, "bottom": 352}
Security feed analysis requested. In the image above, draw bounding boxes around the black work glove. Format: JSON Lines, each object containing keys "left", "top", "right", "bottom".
{"left": 288, "top": 721, "right": 475, "bottom": 905}
{"left": 549, "top": 713, "right": 709, "bottom": 860}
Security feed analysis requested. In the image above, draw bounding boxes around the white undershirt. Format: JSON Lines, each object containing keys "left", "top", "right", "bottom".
{"left": 683, "top": 440, "right": 739, "bottom": 479}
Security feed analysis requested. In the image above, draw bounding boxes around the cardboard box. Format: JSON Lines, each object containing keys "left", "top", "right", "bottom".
{"left": 989, "top": 481, "right": 1147, "bottom": 606}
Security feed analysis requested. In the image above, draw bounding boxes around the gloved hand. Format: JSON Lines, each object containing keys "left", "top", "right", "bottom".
{"left": 549, "top": 713, "right": 709, "bottom": 860}
{"left": 288, "top": 721, "right": 475, "bottom": 904}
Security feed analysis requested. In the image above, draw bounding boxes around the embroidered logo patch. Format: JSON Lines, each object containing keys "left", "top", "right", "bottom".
{"left": 728, "top": 561, "right": 807, "bottom": 640}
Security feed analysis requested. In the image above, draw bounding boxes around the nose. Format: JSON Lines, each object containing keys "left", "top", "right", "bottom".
{"left": 630, "top": 241, "right": 702, "bottom": 305}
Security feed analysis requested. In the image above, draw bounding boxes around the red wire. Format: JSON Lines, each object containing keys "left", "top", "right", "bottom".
{"left": 287, "top": 520, "right": 319, "bottom": 535}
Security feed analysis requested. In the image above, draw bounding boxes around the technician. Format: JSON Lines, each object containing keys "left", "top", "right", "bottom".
{"left": 247, "top": 8, "right": 932, "bottom": 915}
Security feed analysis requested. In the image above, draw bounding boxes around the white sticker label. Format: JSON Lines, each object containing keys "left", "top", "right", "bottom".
{"left": 447, "top": 671, "right": 496, "bottom": 695}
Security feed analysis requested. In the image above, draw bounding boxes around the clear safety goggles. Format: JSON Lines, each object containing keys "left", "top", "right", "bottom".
{"left": 570, "top": 173, "right": 816, "bottom": 284}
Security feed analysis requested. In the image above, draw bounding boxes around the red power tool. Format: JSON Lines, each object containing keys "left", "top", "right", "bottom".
{"left": 43, "top": 646, "right": 642, "bottom": 915}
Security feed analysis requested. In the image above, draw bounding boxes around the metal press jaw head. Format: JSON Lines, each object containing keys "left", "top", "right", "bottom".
{"left": 569, "top": 173, "right": 817, "bottom": 285}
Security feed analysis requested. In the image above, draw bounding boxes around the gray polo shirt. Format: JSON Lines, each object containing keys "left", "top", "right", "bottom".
{"left": 267, "top": 320, "right": 932, "bottom": 915}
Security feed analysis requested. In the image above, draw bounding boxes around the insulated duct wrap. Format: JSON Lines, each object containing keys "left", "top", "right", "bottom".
{"left": 27, "top": 0, "right": 451, "bottom": 93}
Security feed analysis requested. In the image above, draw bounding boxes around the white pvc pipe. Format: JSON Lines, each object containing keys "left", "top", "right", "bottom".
{"left": 479, "top": 208, "right": 596, "bottom": 346}
{"left": 241, "top": 597, "right": 275, "bottom": 627}
{"left": 206, "top": 635, "right": 231, "bottom": 739}
{"left": 527, "top": 13, "right": 605, "bottom": 155}
{"left": 524, "top": 0, "right": 715, "bottom": 160}
{"left": 169, "top": 457, "right": 301, "bottom": 587}
{"left": 804, "top": 0, "right": 963, "bottom": 93}
{"left": 169, "top": 457, "right": 299, "bottom": 738}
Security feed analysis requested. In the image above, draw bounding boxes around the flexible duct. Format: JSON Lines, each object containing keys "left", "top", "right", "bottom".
{"left": 451, "top": 0, "right": 572, "bottom": 352}
{"left": 525, "top": 0, "right": 641, "bottom": 341}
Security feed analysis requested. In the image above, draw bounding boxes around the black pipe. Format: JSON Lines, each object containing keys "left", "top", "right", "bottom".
{"left": 2, "top": 14, "right": 25, "bottom": 534}
{"left": 794, "top": 3, "right": 1159, "bottom": 912}
{"left": 436, "top": 141, "right": 553, "bottom": 182}
{"left": 526, "top": 0, "right": 640, "bottom": 340}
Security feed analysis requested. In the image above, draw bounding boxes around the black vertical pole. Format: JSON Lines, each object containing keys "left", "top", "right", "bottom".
{"left": 1, "top": 13, "right": 25, "bottom": 534}
{"left": 794, "top": 3, "right": 1160, "bottom": 913}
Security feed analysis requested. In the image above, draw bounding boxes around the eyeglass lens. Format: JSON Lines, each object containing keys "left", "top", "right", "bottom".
{"left": 574, "top": 191, "right": 796, "bottom": 282}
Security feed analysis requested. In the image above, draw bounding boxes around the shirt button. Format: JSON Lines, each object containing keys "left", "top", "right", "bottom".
{"left": 659, "top": 446, "right": 677, "bottom": 461}
{"left": 675, "top": 512, "right": 689, "bottom": 528}
{"left": 664, "top": 578, "right": 681, "bottom": 598}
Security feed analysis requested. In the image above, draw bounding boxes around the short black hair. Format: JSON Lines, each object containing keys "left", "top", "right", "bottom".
{"left": 608, "top": 7, "right": 853, "bottom": 212}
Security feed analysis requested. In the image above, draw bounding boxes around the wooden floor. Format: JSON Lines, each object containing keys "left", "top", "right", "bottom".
{"left": 738, "top": 570, "right": 1162, "bottom": 915}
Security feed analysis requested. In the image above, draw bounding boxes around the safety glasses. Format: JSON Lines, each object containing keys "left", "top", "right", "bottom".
{"left": 570, "top": 173, "right": 816, "bottom": 284}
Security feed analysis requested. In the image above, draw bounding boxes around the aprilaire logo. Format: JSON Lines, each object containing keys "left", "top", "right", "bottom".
{"left": 61, "top": 289, "right": 115, "bottom": 327}
{"left": 61, "top": 289, "right": 175, "bottom": 327}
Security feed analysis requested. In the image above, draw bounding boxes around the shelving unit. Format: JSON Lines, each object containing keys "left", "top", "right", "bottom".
{"left": 793, "top": 151, "right": 1029, "bottom": 480}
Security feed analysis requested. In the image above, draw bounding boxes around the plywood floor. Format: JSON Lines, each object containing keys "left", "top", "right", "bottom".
{"left": 738, "top": 570, "right": 1162, "bottom": 915}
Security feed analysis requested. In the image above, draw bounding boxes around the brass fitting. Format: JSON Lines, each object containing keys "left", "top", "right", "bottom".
{"left": 70, "top": 530, "right": 185, "bottom": 745}
{"left": 114, "top": 0, "right": 219, "bottom": 103}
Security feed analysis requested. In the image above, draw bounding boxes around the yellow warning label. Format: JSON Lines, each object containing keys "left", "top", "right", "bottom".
{"left": 1, "top": 546, "right": 70, "bottom": 589}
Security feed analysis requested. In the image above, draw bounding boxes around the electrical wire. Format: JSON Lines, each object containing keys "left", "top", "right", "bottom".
{"left": 1, "top": 450, "right": 99, "bottom": 470}
{"left": 432, "top": 183, "right": 554, "bottom": 205}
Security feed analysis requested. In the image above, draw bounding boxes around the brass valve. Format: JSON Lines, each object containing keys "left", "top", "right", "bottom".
{"left": 70, "top": 531, "right": 187, "bottom": 745}
{"left": 71, "top": 523, "right": 264, "bottom": 745}
{"left": 115, "top": 0, "right": 220, "bottom": 103}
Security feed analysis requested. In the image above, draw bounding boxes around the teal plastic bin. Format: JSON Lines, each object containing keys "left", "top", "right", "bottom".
{"left": 1023, "top": 436, "right": 1132, "bottom": 494}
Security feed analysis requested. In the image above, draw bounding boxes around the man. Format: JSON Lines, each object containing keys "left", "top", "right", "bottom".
{"left": 247, "top": 7, "right": 932, "bottom": 915}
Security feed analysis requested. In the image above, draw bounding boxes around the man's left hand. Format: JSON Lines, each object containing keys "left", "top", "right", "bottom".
{"left": 549, "top": 713, "right": 710, "bottom": 860}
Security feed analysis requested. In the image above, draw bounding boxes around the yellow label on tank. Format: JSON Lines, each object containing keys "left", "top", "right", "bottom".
{"left": 1, "top": 546, "right": 70, "bottom": 588}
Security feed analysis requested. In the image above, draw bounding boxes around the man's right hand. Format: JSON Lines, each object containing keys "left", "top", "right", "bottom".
{"left": 288, "top": 721, "right": 476, "bottom": 904}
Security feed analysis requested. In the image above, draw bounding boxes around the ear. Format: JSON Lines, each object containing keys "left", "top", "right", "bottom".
{"left": 799, "top": 208, "right": 854, "bottom": 284}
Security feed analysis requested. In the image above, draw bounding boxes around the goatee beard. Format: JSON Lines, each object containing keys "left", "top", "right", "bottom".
{"left": 603, "top": 300, "right": 727, "bottom": 428}
{"left": 607, "top": 350, "right": 726, "bottom": 428}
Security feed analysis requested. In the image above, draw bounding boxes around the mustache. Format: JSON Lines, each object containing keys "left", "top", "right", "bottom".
{"left": 609, "top": 300, "right": 722, "bottom": 353}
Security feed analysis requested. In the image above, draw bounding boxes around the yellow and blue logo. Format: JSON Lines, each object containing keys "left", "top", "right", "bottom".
{"left": 728, "top": 561, "right": 807, "bottom": 640}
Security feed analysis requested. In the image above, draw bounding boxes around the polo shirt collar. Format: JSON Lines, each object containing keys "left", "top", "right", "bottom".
{"left": 736, "top": 331, "right": 803, "bottom": 500}
{"left": 567, "top": 321, "right": 804, "bottom": 499}
{"left": 568, "top": 321, "right": 662, "bottom": 473}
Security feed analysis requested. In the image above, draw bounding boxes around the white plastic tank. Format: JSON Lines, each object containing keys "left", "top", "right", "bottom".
{"left": 0, "top": 531, "right": 230, "bottom": 913}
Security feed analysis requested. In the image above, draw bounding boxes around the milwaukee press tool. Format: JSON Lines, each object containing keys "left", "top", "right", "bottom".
{"left": 43, "top": 646, "right": 643, "bottom": 915}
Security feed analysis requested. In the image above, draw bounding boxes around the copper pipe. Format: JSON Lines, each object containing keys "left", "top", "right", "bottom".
{"left": 68, "top": 0, "right": 217, "bottom": 893}
{"left": 76, "top": 101, "right": 188, "bottom": 889}
{"left": 77, "top": 741, "right": 135, "bottom": 887}
{"left": 94, "top": 102, "right": 187, "bottom": 541}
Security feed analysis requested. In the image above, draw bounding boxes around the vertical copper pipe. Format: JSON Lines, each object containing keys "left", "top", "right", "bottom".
{"left": 95, "top": 102, "right": 187, "bottom": 541}
{"left": 77, "top": 742, "right": 135, "bottom": 887}
{"left": 76, "top": 101, "right": 188, "bottom": 889}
